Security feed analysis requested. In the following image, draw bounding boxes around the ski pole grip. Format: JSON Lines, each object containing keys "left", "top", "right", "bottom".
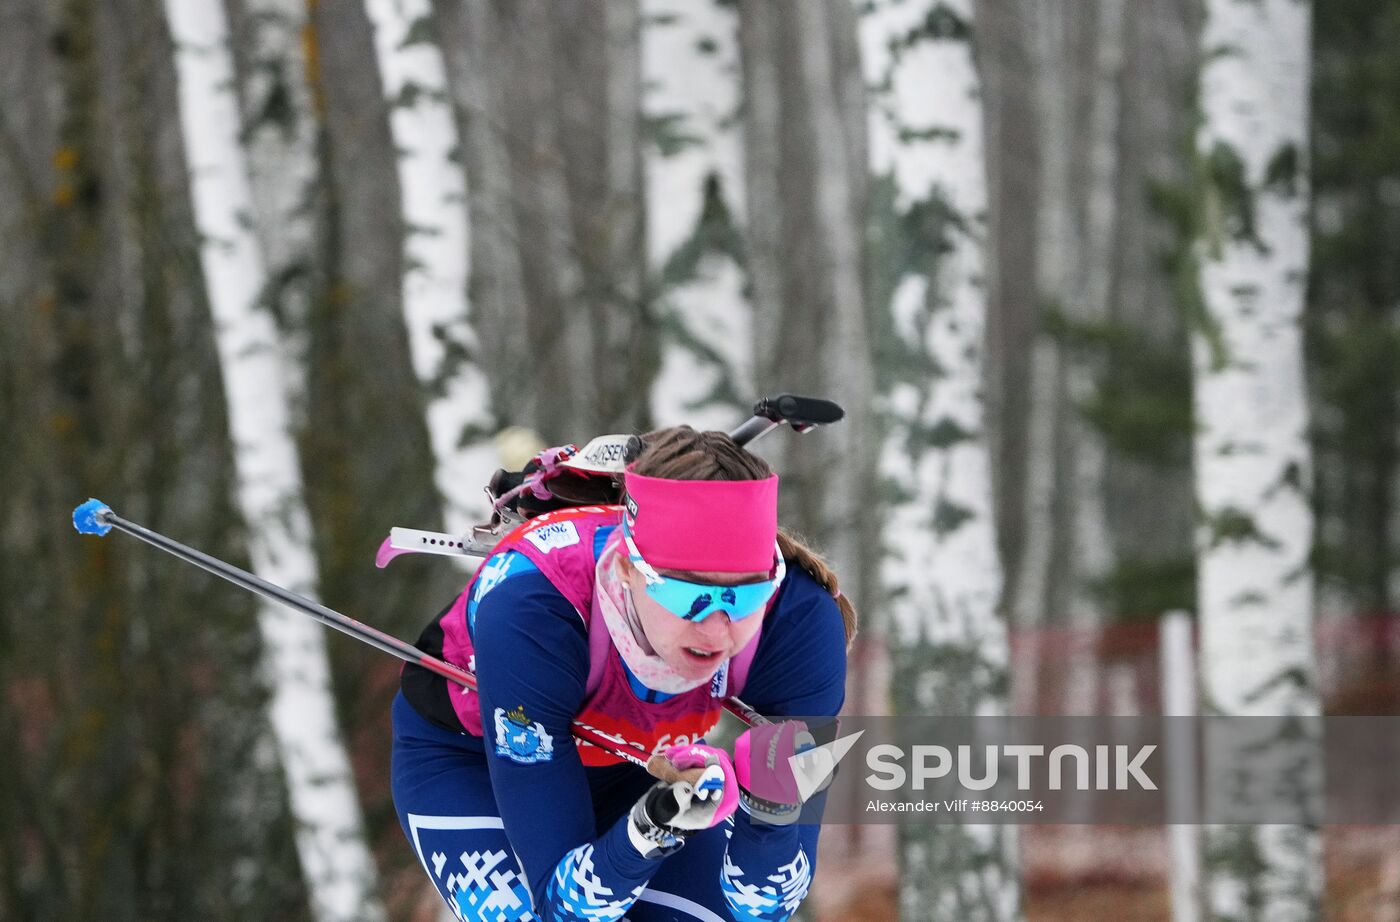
{"left": 646, "top": 753, "right": 707, "bottom": 786}
{"left": 730, "top": 394, "right": 845, "bottom": 446}
{"left": 753, "top": 394, "right": 844, "bottom": 428}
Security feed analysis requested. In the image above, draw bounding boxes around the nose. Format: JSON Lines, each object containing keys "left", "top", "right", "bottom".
{"left": 694, "top": 611, "right": 732, "bottom": 641}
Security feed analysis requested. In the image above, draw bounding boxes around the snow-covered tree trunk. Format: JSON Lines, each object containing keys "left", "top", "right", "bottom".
{"left": 861, "top": 1, "right": 1020, "bottom": 917}
{"left": 163, "top": 2, "right": 384, "bottom": 920}
{"left": 234, "top": 0, "right": 318, "bottom": 410}
{"left": 642, "top": 0, "right": 752, "bottom": 431}
{"left": 364, "top": 0, "right": 496, "bottom": 536}
{"left": 1194, "top": 0, "right": 1323, "bottom": 918}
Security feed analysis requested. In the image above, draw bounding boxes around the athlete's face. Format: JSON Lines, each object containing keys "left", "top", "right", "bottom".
{"left": 620, "top": 557, "right": 768, "bottom": 681}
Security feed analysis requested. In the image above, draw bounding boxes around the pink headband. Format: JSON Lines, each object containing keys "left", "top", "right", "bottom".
{"left": 623, "top": 469, "right": 779, "bottom": 573}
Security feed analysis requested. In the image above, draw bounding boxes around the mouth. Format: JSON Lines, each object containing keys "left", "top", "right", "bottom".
{"left": 683, "top": 646, "right": 723, "bottom": 662}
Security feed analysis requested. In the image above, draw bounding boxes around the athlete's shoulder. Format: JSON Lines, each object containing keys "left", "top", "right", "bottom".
{"left": 466, "top": 550, "right": 543, "bottom": 630}
{"left": 772, "top": 563, "right": 843, "bottom": 618}
{"left": 741, "top": 563, "right": 848, "bottom": 716}
{"left": 759, "top": 563, "right": 847, "bottom": 664}
{"left": 466, "top": 550, "right": 586, "bottom": 649}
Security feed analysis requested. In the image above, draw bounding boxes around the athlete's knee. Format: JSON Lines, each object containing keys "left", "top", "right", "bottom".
{"left": 437, "top": 847, "right": 536, "bottom": 922}
{"left": 402, "top": 814, "right": 537, "bottom": 922}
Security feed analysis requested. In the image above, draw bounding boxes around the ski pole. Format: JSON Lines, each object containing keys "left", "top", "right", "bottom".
{"left": 70, "top": 499, "right": 692, "bottom": 776}
{"left": 71, "top": 399, "right": 842, "bottom": 769}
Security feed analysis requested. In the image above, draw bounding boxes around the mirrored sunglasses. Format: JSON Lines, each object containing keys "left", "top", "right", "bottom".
{"left": 621, "top": 521, "right": 785, "bottom": 622}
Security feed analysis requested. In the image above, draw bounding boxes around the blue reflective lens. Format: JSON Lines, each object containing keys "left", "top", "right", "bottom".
{"left": 622, "top": 523, "right": 785, "bottom": 622}
{"left": 644, "top": 571, "right": 781, "bottom": 622}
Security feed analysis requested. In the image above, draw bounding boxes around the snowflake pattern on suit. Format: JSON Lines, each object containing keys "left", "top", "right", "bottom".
{"left": 429, "top": 845, "right": 536, "bottom": 922}
{"left": 719, "top": 846, "right": 812, "bottom": 922}
{"left": 545, "top": 843, "right": 645, "bottom": 922}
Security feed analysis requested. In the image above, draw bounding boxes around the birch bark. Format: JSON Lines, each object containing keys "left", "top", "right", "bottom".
{"left": 861, "top": 0, "right": 1020, "bottom": 917}
{"left": 364, "top": 0, "right": 495, "bottom": 535}
{"left": 234, "top": 0, "right": 317, "bottom": 410}
{"left": 163, "top": 2, "right": 384, "bottom": 919}
{"left": 1194, "top": 0, "right": 1323, "bottom": 917}
{"left": 642, "top": 0, "right": 752, "bottom": 430}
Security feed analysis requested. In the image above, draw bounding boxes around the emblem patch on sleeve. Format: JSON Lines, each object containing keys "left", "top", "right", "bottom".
{"left": 493, "top": 705, "right": 555, "bottom": 764}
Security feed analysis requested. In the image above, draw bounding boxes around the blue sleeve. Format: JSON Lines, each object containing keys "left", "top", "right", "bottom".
{"left": 470, "top": 563, "right": 661, "bottom": 922}
{"left": 720, "top": 569, "right": 848, "bottom": 922}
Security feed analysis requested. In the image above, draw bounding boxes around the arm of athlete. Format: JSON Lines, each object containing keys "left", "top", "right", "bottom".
{"left": 473, "top": 568, "right": 726, "bottom": 922}
{"left": 718, "top": 569, "right": 848, "bottom": 922}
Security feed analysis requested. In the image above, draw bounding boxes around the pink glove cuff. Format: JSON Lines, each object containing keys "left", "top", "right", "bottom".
{"left": 734, "top": 721, "right": 812, "bottom": 806}
{"left": 662, "top": 743, "right": 739, "bottom": 826}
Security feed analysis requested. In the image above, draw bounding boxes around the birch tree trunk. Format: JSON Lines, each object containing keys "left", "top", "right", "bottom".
{"left": 364, "top": 0, "right": 496, "bottom": 535}
{"left": 3, "top": 0, "right": 315, "bottom": 910}
{"left": 230, "top": 0, "right": 317, "bottom": 406}
{"left": 861, "top": 0, "right": 1020, "bottom": 916}
{"left": 1194, "top": 1, "right": 1323, "bottom": 917}
{"left": 642, "top": 0, "right": 753, "bottom": 431}
{"left": 163, "top": 2, "right": 384, "bottom": 919}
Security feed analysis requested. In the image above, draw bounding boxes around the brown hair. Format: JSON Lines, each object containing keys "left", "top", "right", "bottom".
{"left": 628, "top": 425, "right": 858, "bottom": 646}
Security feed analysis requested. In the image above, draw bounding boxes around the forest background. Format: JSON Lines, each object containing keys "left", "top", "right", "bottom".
{"left": 2, "top": 0, "right": 1398, "bottom": 920}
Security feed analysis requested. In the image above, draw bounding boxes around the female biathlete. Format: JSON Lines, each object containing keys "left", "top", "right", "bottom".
{"left": 391, "top": 427, "right": 855, "bottom": 922}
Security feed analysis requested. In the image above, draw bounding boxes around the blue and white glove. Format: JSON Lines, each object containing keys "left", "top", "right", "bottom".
{"left": 628, "top": 744, "right": 737, "bottom": 858}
